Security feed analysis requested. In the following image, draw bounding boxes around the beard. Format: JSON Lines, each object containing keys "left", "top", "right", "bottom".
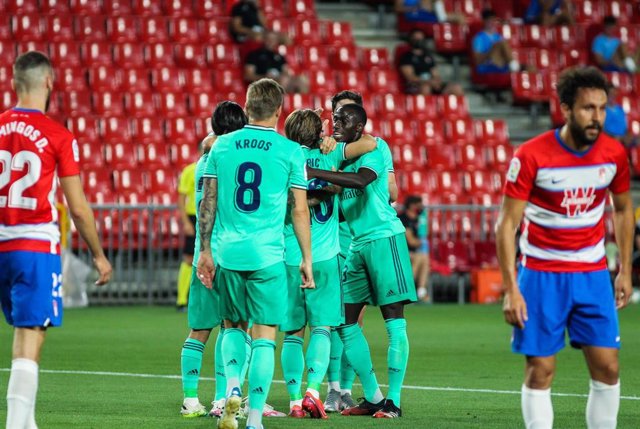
{"left": 569, "top": 115, "right": 601, "bottom": 148}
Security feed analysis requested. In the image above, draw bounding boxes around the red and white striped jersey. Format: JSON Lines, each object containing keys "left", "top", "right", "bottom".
{"left": 504, "top": 129, "right": 630, "bottom": 272}
{"left": 0, "top": 108, "right": 80, "bottom": 254}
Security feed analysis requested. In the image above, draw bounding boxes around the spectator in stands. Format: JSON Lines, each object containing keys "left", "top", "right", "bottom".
{"left": 398, "top": 29, "right": 464, "bottom": 95}
{"left": 230, "top": 0, "right": 290, "bottom": 45}
{"left": 604, "top": 83, "right": 631, "bottom": 146}
{"left": 523, "top": 0, "right": 574, "bottom": 26}
{"left": 592, "top": 15, "right": 639, "bottom": 73}
{"left": 472, "top": 9, "right": 521, "bottom": 74}
{"left": 394, "top": 0, "right": 465, "bottom": 24}
{"left": 244, "top": 30, "right": 309, "bottom": 93}
{"left": 399, "top": 195, "right": 431, "bottom": 303}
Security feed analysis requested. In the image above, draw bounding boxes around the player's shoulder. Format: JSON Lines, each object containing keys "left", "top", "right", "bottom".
{"left": 515, "top": 130, "right": 556, "bottom": 157}
{"left": 597, "top": 132, "right": 627, "bottom": 154}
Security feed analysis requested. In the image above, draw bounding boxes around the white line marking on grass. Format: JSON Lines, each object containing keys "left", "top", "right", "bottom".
{"left": 1, "top": 368, "right": 638, "bottom": 401}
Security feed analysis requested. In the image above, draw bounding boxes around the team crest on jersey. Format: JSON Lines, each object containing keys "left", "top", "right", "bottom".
{"left": 598, "top": 167, "right": 607, "bottom": 183}
{"left": 506, "top": 157, "right": 521, "bottom": 182}
{"left": 72, "top": 139, "right": 80, "bottom": 162}
{"left": 560, "top": 187, "right": 596, "bottom": 217}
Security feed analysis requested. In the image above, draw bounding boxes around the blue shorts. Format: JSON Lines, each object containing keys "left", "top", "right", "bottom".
{"left": 512, "top": 267, "right": 619, "bottom": 356}
{"left": 476, "top": 63, "right": 509, "bottom": 74}
{"left": 0, "top": 251, "right": 63, "bottom": 328}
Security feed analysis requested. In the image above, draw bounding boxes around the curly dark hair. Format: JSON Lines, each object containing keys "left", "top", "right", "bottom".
{"left": 330, "top": 90, "right": 363, "bottom": 112}
{"left": 211, "top": 101, "right": 248, "bottom": 136}
{"left": 556, "top": 66, "right": 608, "bottom": 108}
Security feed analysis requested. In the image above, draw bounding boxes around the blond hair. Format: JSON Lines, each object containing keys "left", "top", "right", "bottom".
{"left": 245, "top": 78, "right": 284, "bottom": 121}
{"left": 284, "top": 109, "right": 322, "bottom": 147}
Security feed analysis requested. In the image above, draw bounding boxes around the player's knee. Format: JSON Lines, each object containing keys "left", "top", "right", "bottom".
{"left": 593, "top": 360, "right": 619, "bottom": 384}
{"left": 189, "top": 329, "right": 211, "bottom": 343}
{"left": 380, "top": 302, "right": 404, "bottom": 320}
{"left": 525, "top": 360, "right": 556, "bottom": 388}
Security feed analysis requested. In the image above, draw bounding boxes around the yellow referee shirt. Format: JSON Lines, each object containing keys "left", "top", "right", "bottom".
{"left": 178, "top": 162, "right": 197, "bottom": 216}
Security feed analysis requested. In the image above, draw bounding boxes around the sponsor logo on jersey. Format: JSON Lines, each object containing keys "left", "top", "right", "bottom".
{"left": 560, "top": 187, "right": 596, "bottom": 217}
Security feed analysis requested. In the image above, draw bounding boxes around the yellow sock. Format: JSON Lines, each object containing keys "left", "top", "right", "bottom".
{"left": 177, "top": 262, "right": 192, "bottom": 306}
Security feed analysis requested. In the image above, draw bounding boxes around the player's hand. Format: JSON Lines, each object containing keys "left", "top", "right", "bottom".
{"left": 299, "top": 260, "right": 315, "bottom": 289}
{"left": 614, "top": 271, "right": 633, "bottom": 309}
{"left": 503, "top": 288, "right": 528, "bottom": 329}
{"left": 196, "top": 252, "right": 216, "bottom": 289}
{"left": 93, "top": 255, "right": 112, "bottom": 286}
{"left": 313, "top": 107, "right": 324, "bottom": 117}
{"left": 320, "top": 136, "right": 337, "bottom": 154}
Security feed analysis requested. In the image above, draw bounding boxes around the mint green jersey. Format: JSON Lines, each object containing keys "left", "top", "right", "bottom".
{"left": 338, "top": 137, "right": 396, "bottom": 253}
{"left": 339, "top": 141, "right": 404, "bottom": 251}
{"left": 284, "top": 143, "right": 348, "bottom": 265}
{"left": 192, "top": 151, "right": 208, "bottom": 268}
{"left": 203, "top": 125, "right": 307, "bottom": 271}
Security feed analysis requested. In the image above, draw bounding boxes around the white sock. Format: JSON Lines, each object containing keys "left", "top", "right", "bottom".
{"left": 521, "top": 384, "right": 553, "bottom": 429}
{"left": 306, "top": 388, "right": 320, "bottom": 399}
{"left": 509, "top": 60, "right": 521, "bottom": 72}
{"left": 624, "top": 57, "right": 636, "bottom": 73}
{"left": 27, "top": 403, "right": 38, "bottom": 429}
{"left": 183, "top": 397, "right": 200, "bottom": 407}
{"left": 246, "top": 408, "right": 262, "bottom": 428}
{"left": 328, "top": 381, "right": 340, "bottom": 392}
{"left": 289, "top": 399, "right": 302, "bottom": 409}
{"left": 586, "top": 379, "right": 619, "bottom": 429}
{"left": 371, "top": 388, "right": 384, "bottom": 404}
{"left": 6, "top": 358, "right": 39, "bottom": 429}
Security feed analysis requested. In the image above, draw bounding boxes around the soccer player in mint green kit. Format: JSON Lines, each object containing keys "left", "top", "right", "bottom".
{"left": 308, "top": 103, "right": 416, "bottom": 419}
{"left": 280, "top": 109, "right": 377, "bottom": 419}
{"left": 180, "top": 102, "right": 248, "bottom": 418}
{"left": 197, "top": 78, "right": 314, "bottom": 429}
{"left": 324, "top": 91, "right": 399, "bottom": 413}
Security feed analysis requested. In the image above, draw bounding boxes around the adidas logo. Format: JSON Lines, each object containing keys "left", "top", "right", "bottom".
{"left": 388, "top": 367, "right": 401, "bottom": 373}
{"left": 215, "top": 371, "right": 225, "bottom": 377}
{"left": 227, "top": 359, "right": 238, "bottom": 366}
{"left": 308, "top": 367, "right": 316, "bottom": 374}
{"left": 187, "top": 369, "right": 199, "bottom": 375}
{"left": 287, "top": 379, "right": 297, "bottom": 385}
{"left": 386, "top": 290, "right": 396, "bottom": 297}
{"left": 369, "top": 368, "right": 376, "bottom": 375}
{"left": 252, "top": 386, "right": 264, "bottom": 394}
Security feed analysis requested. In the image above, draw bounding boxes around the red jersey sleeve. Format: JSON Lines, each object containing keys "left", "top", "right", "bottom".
{"left": 503, "top": 145, "right": 537, "bottom": 201}
{"left": 608, "top": 144, "right": 631, "bottom": 194}
{"left": 56, "top": 133, "right": 81, "bottom": 178}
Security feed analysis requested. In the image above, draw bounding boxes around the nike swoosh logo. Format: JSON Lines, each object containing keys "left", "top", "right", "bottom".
{"left": 551, "top": 178, "right": 566, "bottom": 184}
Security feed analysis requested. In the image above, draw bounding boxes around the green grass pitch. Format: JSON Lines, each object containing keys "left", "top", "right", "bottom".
{"left": 1, "top": 304, "right": 638, "bottom": 428}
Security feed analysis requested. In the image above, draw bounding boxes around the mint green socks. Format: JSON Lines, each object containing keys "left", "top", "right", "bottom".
{"left": 221, "top": 328, "right": 247, "bottom": 395}
{"left": 181, "top": 338, "right": 205, "bottom": 399}
{"left": 246, "top": 339, "right": 276, "bottom": 428}
{"left": 340, "top": 349, "right": 356, "bottom": 392}
{"left": 281, "top": 335, "right": 304, "bottom": 401}
{"left": 338, "top": 323, "right": 383, "bottom": 403}
{"left": 327, "top": 328, "right": 343, "bottom": 390}
{"left": 239, "top": 330, "right": 252, "bottom": 388}
{"left": 214, "top": 327, "right": 226, "bottom": 401}
{"left": 306, "top": 327, "right": 331, "bottom": 394}
{"left": 385, "top": 318, "right": 409, "bottom": 406}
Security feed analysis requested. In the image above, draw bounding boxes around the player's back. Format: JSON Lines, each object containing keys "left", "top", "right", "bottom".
{"left": 205, "top": 125, "right": 307, "bottom": 271}
{"left": 0, "top": 108, "right": 79, "bottom": 254}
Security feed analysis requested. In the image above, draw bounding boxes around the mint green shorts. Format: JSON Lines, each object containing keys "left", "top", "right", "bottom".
{"left": 343, "top": 233, "right": 417, "bottom": 306}
{"left": 217, "top": 262, "right": 288, "bottom": 326}
{"left": 188, "top": 267, "right": 221, "bottom": 330}
{"left": 280, "top": 256, "right": 344, "bottom": 332}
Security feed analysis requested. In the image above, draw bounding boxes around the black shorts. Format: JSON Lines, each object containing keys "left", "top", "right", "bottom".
{"left": 183, "top": 215, "right": 197, "bottom": 256}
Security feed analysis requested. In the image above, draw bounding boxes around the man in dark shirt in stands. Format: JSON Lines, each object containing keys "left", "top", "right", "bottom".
{"left": 398, "top": 195, "right": 431, "bottom": 302}
{"left": 398, "top": 29, "right": 463, "bottom": 96}
{"left": 230, "top": 0, "right": 267, "bottom": 43}
{"left": 244, "top": 31, "right": 309, "bottom": 93}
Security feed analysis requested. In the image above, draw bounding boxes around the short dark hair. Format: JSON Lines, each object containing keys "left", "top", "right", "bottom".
{"left": 330, "top": 90, "right": 363, "bottom": 112}
{"left": 245, "top": 78, "right": 284, "bottom": 121}
{"left": 339, "top": 103, "right": 367, "bottom": 127}
{"left": 481, "top": 8, "right": 496, "bottom": 21}
{"left": 13, "top": 51, "right": 52, "bottom": 94}
{"left": 556, "top": 66, "right": 608, "bottom": 107}
{"left": 211, "top": 101, "right": 247, "bottom": 135}
{"left": 603, "top": 15, "right": 617, "bottom": 26}
{"left": 284, "top": 109, "right": 322, "bottom": 147}
{"left": 404, "top": 195, "right": 422, "bottom": 209}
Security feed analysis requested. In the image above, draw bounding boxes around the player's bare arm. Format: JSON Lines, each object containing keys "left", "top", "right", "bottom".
{"left": 60, "top": 176, "right": 112, "bottom": 285}
{"left": 495, "top": 196, "right": 528, "bottom": 329}
{"left": 196, "top": 177, "right": 217, "bottom": 288}
{"left": 344, "top": 134, "right": 377, "bottom": 158}
{"left": 290, "top": 187, "right": 315, "bottom": 289}
{"left": 611, "top": 191, "right": 634, "bottom": 309}
{"left": 307, "top": 167, "right": 377, "bottom": 190}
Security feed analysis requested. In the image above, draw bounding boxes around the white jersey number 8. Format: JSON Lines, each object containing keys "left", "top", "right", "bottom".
{"left": 0, "top": 150, "right": 42, "bottom": 210}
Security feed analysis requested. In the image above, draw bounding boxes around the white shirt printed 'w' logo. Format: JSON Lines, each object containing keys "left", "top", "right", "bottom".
{"left": 560, "top": 187, "right": 596, "bottom": 217}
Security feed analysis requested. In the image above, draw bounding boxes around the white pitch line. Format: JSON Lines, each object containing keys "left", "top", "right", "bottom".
{"left": 1, "top": 368, "right": 639, "bottom": 401}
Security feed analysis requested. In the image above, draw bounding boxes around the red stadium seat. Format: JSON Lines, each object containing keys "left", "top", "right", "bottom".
{"left": 77, "top": 141, "right": 105, "bottom": 168}
{"left": 67, "top": 116, "right": 101, "bottom": 145}
{"left": 486, "top": 144, "right": 514, "bottom": 168}
{"left": 74, "top": 16, "right": 107, "bottom": 42}
{"left": 452, "top": 0, "right": 483, "bottom": 23}
{"left": 425, "top": 145, "right": 456, "bottom": 169}
{"left": 606, "top": 72, "right": 634, "bottom": 95}
{"left": 103, "top": 0, "right": 132, "bottom": 16}
{"left": 470, "top": 241, "right": 499, "bottom": 268}
{"left": 113, "top": 43, "right": 146, "bottom": 69}
{"left": 0, "top": 17, "right": 11, "bottom": 41}
{"left": 56, "top": 66, "right": 87, "bottom": 92}
{"left": 297, "top": 45, "right": 330, "bottom": 69}
{"left": 169, "top": 18, "right": 200, "bottom": 44}
{"left": 131, "top": 117, "right": 165, "bottom": 145}
{"left": 550, "top": 25, "right": 587, "bottom": 50}
{"left": 360, "top": 47, "right": 389, "bottom": 70}
{"left": 458, "top": 144, "right": 487, "bottom": 170}
{"left": 511, "top": 71, "right": 549, "bottom": 104}
{"left": 392, "top": 144, "right": 426, "bottom": 168}
{"left": 105, "top": 143, "right": 139, "bottom": 169}
{"left": 44, "top": 16, "right": 74, "bottom": 42}
{"left": 384, "top": 118, "right": 415, "bottom": 145}
{"left": 415, "top": 119, "right": 445, "bottom": 147}
{"left": 175, "top": 43, "right": 207, "bottom": 68}
{"left": 88, "top": 66, "right": 123, "bottom": 92}
{"left": 5, "top": 0, "right": 38, "bottom": 13}
{"left": 140, "top": 17, "right": 169, "bottom": 43}
{"left": 0, "top": 66, "right": 11, "bottom": 86}
{"left": 0, "top": 91, "right": 16, "bottom": 111}
{"left": 368, "top": 69, "right": 400, "bottom": 94}
{"left": 62, "top": 91, "right": 92, "bottom": 116}
{"left": 101, "top": 117, "right": 131, "bottom": 144}
{"left": 49, "top": 41, "right": 81, "bottom": 69}
{"left": 137, "top": 143, "right": 171, "bottom": 169}
{"left": 439, "top": 95, "right": 469, "bottom": 119}
{"left": 289, "top": 0, "right": 315, "bottom": 19}
{"left": 283, "top": 93, "right": 315, "bottom": 114}
{"left": 604, "top": 1, "right": 633, "bottom": 24}
{"left": 150, "top": 67, "right": 183, "bottom": 92}
{"left": 405, "top": 95, "right": 438, "bottom": 120}
{"left": 463, "top": 169, "right": 494, "bottom": 193}
{"left": 269, "top": 18, "right": 295, "bottom": 39}
{"left": 69, "top": 0, "right": 102, "bottom": 15}
{"left": 322, "top": 21, "right": 353, "bottom": 46}
{"left": 16, "top": 41, "right": 47, "bottom": 57}
{"left": 330, "top": 45, "right": 359, "bottom": 71}
{"left": 121, "top": 69, "right": 151, "bottom": 92}
{"left": 125, "top": 91, "right": 157, "bottom": 118}
{"left": 0, "top": 42, "right": 15, "bottom": 65}
{"left": 12, "top": 14, "right": 43, "bottom": 41}
{"left": 499, "top": 23, "right": 521, "bottom": 48}
{"left": 107, "top": 16, "right": 138, "bottom": 43}
{"left": 521, "top": 25, "right": 552, "bottom": 48}
{"left": 377, "top": 93, "right": 407, "bottom": 119}
{"left": 183, "top": 69, "right": 213, "bottom": 93}
{"left": 308, "top": 70, "right": 338, "bottom": 95}
{"left": 474, "top": 119, "right": 509, "bottom": 146}
{"left": 189, "top": 93, "right": 216, "bottom": 118}
{"left": 295, "top": 19, "right": 322, "bottom": 46}
{"left": 444, "top": 118, "right": 475, "bottom": 145}
{"left": 113, "top": 169, "right": 147, "bottom": 193}
{"left": 82, "top": 42, "right": 113, "bottom": 67}
{"left": 92, "top": 91, "right": 125, "bottom": 117}
{"left": 549, "top": 94, "right": 565, "bottom": 126}
{"left": 169, "top": 143, "right": 199, "bottom": 168}
{"left": 149, "top": 191, "right": 175, "bottom": 205}
{"left": 81, "top": 167, "right": 112, "bottom": 190}
{"left": 156, "top": 92, "right": 189, "bottom": 119}
{"left": 558, "top": 48, "right": 589, "bottom": 68}
{"left": 194, "top": 0, "right": 224, "bottom": 18}
{"left": 433, "top": 240, "right": 471, "bottom": 272}
{"left": 165, "top": 117, "right": 200, "bottom": 145}
{"left": 148, "top": 168, "right": 177, "bottom": 193}
{"left": 163, "top": 0, "right": 194, "bottom": 17}
{"left": 336, "top": 70, "right": 368, "bottom": 94}
{"left": 132, "top": 0, "right": 163, "bottom": 16}
{"left": 206, "top": 43, "right": 241, "bottom": 67}
{"left": 575, "top": 0, "right": 605, "bottom": 24}
{"left": 530, "top": 48, "right": 560, "bottom": 70}
{"left": 433, "top": 23, "right": 468, "bottom": 54}
{"left": 201, "top": 18, "right": 231, "bottom": 43}
{"left": 145, "top": 42, "right": 175, "bottom": 67}
{"left": 429, "top": 170, "right": 465, "bottom": 195}
{"left": 212, "top": 67, "right": 245, "bottom": 93}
